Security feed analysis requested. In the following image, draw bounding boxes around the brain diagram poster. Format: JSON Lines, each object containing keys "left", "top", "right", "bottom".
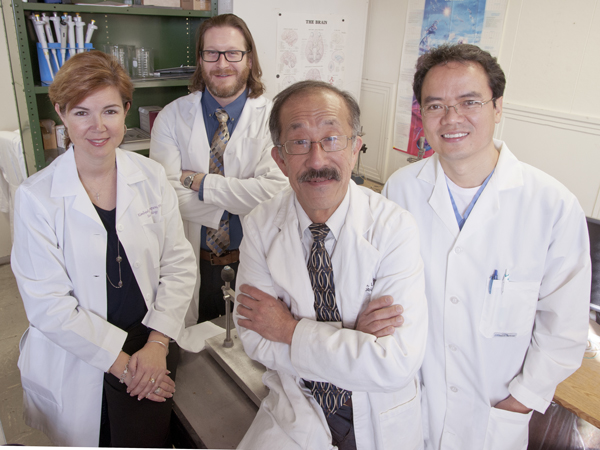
{"left": 393, "top": 0, "right": 507, "bottom": 157}
{"left": 276, "top": 14, "right": 347, "bottom": 93}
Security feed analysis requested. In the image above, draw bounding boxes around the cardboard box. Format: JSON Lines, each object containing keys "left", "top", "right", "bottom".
{"left": 142, "top": 0, "right": 180, "bottom": 7}
{"left": 181, "top": 0, "right": 211, "bottom": 10}
{"left": 139, "top": 106, "right": 163, "bottom": 134}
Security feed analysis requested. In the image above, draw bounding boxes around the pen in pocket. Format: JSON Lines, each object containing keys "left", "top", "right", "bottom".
{"left": 489, "top": 269, "right": 498, "bottom": 294}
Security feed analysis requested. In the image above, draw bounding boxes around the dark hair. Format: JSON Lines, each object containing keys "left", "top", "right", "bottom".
{"left": 49, "top": 50, "right": 133, "bottom": 147}
{"left": 189, "top": 14, "right": 265, "bottom": 98}
{"left": 413, "top": 43, "right": 506, "bottom": 106}
{"left": 269, "top": 80, "right": 361, "bottom": 148}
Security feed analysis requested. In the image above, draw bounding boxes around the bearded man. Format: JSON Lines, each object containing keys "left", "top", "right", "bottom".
{"left": 150, "top": 14, "right": 288, "bottom": 325}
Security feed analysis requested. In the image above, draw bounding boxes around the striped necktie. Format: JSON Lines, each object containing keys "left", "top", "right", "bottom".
{"left": 206, "top": 108, "right": 230, "bottom": 256}
{"left": 305, "top": 223, "right": 351, "bottom": 417}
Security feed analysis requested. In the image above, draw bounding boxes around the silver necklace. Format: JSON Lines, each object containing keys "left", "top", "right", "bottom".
{"left": 106, "top": 240, "right": 123, "bottom": 289}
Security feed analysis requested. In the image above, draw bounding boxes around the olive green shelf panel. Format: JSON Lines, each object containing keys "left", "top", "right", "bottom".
{"left": 33, "top": 78, "right": 191, "bottom": 94}
{"left": 21, "top": 2, "right": 215, "bottom": 18}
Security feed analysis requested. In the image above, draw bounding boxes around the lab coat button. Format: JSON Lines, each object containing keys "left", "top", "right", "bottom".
{"left": 450, "top": 386, "right": 458, "bottom": 393}
{"left": 454, "top": 247, "right": 463, "bottom": 254}
{"left": 449, "top": 344, "right": 457, "bottom": 351}
{"left": 450, "top": 296, "right": 459, "bottom": 304}
{"left": 134, "top": 261, "right": 140, "bottom": 268}
{"left": 117, "top": 224, "right": 124, "bottom": 231}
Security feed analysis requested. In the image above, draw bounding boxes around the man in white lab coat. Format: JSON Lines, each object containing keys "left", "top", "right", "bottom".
{"left": 234, "top": 80, "right": 428, "bottom": 450}
{"left": 383, "top": 43, "right": 592, "bottom": 450}
{"left": 150, "top": 14, "right": 287, "bottom": 325}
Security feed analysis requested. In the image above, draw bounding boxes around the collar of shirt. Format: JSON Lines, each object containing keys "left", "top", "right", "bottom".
{"left": 294, "top": 186, "right": 351, "bottom": 264}
{"left": 201, "top": 88, "right": 248, "bottom": 138}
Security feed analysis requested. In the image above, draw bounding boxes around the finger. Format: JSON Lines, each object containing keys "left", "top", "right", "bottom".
{"left": 237, "top": 293, "right": 258, "bottom": 309}
{"left": 239, "top": 284, "right": 272, "bottom": 301}
{"left": 368, "top": 304, "right": 403, "bottom": 323}
{"left": 130, "top": 377, "right": 150, "bottom": 397}
{"left": 372, "top": 325, "right": 396, "bottom": 338}
{"left": 137, "top": 373, "right": 162, "bottom": 400}
{"left": 145, "top": 393, "right": 168, "bottom": 403}
{"left": 365, "top": 296, "right": 393, "bottom": 314}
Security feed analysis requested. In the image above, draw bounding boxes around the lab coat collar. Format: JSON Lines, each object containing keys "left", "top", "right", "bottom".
{"left": 269, "top": 182, "right": 379, "bottom": 323}
{"left": 417, "top": 139, "right": 524, "bottom": 238}
{"left": 50, "top": 147, "right": 101, "bottom": 224}
{"left": 115, "top": 148, "right": 147, "bottom": 222}
{"left": 50, "top": 147, "right": 147, "bottom": 224}
{"left": 184, "top": 91, "right": 269, "bottom": 171}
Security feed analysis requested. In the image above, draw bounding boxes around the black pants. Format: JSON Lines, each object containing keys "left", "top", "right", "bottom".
{"left": 99, "top": 323, "right": 180, "bottom": 448}
{"left": 197, "top": 259, "right": 239, "bottom": 323}
{"left": 327, "top": 404, "right": 356, "bottom": 450}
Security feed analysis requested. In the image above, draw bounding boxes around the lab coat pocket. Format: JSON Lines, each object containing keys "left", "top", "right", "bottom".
{"left": 479, "top": 281, "right": 539, "bottom": 338}
{"left": 143, "top": 221, "right": 165, "bottom": 268}
{"left": 378, "top": 379, "right": 423, "bottom": 450}
{"left": 17, "top": 327, "right": 66, "bottom": 408}
{"left": 483, "top": 407, "right": 532, "bottom": 450}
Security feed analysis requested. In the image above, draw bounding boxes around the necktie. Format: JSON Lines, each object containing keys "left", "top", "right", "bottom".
{"left": 206, "top": 109, "right": 230, "bottom": 256}
{"left": 305, "top": 223, "right": 351, "bottom": 417}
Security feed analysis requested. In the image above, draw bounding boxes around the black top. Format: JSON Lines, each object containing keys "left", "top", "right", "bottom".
{"left": 95, "top": 205, "right": 147, "bottom": 331}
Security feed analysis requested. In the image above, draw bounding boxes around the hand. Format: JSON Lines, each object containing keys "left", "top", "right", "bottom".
{"left": 236, "top": 284, "right": 298, "bottom": 345}
{"left": 180, "top": 170, "right": 205, "bottom": 192}
{"left": 494, "top": 395, "right": 532, "bottom": 414}
{"left": 355, "top": 296, "right": 404, "bottom": 338}
{"left": 126, "top": 335, "right": 171, "bottom": 400}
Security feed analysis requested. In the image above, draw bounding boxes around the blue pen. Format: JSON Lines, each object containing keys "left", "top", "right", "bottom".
{"left": 489, "top": 270, "right": 498, "bottom": 294}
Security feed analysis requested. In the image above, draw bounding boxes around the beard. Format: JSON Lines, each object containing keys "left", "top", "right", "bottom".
{"left": 202, "top": 63, "right": 251, "bottom": 99}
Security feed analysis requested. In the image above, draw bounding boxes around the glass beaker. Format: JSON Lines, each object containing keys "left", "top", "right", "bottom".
{"left": 134, "top": 47, "right": 154, "bottom": 78}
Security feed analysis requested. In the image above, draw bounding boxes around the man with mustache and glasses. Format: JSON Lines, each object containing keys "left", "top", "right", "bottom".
{"left": 383, "top": 44, "right": 591, "bottom": 450}
{"left": 233, "top": 81, "right": 428, "bottom": 450}
{"left": 151, "top": 14, "right": 287, "bottom": 325}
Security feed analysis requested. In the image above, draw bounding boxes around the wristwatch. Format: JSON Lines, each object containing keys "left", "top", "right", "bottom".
{"left": 183, "top": 172, "right": 201, "bottom": 189}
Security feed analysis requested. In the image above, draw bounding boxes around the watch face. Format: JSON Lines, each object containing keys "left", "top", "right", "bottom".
{"left": 183, "top": 175, "right": 193, "bottom": 189}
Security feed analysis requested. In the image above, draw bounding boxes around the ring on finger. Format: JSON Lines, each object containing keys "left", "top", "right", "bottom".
{"left": 154, "top": 387, "right": 161, "bottom": 395}
{"left": 150, "top": 377, "right": 156, "bottom": 384}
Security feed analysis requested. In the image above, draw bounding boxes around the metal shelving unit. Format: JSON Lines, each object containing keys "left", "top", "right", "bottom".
{"left": 1, "top": 0, "right": 216, "bottom": 174}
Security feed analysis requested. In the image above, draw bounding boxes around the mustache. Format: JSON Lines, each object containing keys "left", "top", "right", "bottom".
{"left": 297, "top": 168, "right": 341, "bottom": 183}
{"left": 210, "top": 69, "right": 236, "bottom": 76}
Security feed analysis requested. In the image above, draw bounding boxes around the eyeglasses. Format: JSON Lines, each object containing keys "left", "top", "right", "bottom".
{"left": 420, "top": 98, "right": 495, "bottom": 118}
{"left": 276, "top": 135, "right": 355, "bottom": 155}
{"left": 200, "top": 50, "right": 250, "bottom": 62}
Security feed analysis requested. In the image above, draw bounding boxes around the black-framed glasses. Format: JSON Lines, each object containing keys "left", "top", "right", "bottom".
{"left": 200, "top": 50, "right": 250, "bottom": 62}
{"left": 420, "top": 98, "right": 495, "bottom": 118}
{"left": 276, "top": 135, "right": 355, "bottom": 155}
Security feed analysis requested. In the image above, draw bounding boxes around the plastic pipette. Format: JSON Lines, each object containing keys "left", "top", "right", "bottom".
{"left": 30, "top": 14, "right": 54, "bottom": 79}
{"left": 41, "top": 14, "right": 60, "bottom": 71}
{"left": 85, "top": 19, "right": 97, "bottom": 44}
{"left": 74, "top": 14, "right": 85, "bottom": 54}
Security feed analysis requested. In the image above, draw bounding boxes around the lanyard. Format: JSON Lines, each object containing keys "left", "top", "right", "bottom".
{"left": 446, "top": 169, "right": 495, "bottom": 230}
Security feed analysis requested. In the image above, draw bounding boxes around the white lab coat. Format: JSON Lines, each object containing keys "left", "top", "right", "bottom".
{"left": 382, "top": 140, "right": 591, "bottom": 450}
{"left": 11, "top": 148, "right": 196, "bottom": 447}
{"left": 150, "top": 91, "right": 288, "bottom": 325}
{"left": 234, "top": 182, "right": 428, "bottom": 450}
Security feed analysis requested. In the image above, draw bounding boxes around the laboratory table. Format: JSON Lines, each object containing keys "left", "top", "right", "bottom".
{"left": 172, "top": 317, "right": 261, "bottom": 449}
{"left": 552, "top": 319, "right": 600, "bottom": 429}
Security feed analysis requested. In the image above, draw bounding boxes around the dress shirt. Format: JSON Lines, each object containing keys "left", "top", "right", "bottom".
{"left": 198, "top": 89, "right": 248, "bottom": 251}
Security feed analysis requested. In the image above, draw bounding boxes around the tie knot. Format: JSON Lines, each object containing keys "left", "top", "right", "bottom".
{"left": 215, "top": 109, "right": 229, "bottom": 124}
{"left": 309, "top": 223, "right": 330, "bottom": 242}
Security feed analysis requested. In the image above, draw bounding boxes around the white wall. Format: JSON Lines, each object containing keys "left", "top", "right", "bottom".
{"left": 0, "top": 6, "right": 19, "bottom": 260}
{"left": 358, "top": 0, "right": 600, "bottom": 218}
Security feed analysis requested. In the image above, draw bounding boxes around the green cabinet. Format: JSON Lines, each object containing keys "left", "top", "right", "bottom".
{"left": 1, "top": 0, "right": 216, "bottom": 174}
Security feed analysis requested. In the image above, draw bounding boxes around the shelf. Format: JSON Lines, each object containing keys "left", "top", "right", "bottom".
{"left": 21, "top": 2, "right": 214, "bottom": 18}
{"left": 33, "top": 77, "right": 191, "bottom": 93}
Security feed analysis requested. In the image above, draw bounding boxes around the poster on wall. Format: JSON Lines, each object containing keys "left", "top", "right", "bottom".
{"left": 276, "top": 13, "right": 347, "bottom": 94}
{"left": 393, "top": 0, "right": 508, "bottom": 157}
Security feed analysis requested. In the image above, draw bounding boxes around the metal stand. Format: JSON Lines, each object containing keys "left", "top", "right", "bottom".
{"left": 221, "top": 265, "right": 235, "bottom": 348}
{"left": 407, "top": 136, "right": 426, "bottom": 163}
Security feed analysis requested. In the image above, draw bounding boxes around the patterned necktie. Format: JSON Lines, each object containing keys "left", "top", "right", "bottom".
{"left": 206, "top": 109, "right": 230, "bottom": 256}
{"left": 305, "top": 223, "right": 351, "bottom": 417}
